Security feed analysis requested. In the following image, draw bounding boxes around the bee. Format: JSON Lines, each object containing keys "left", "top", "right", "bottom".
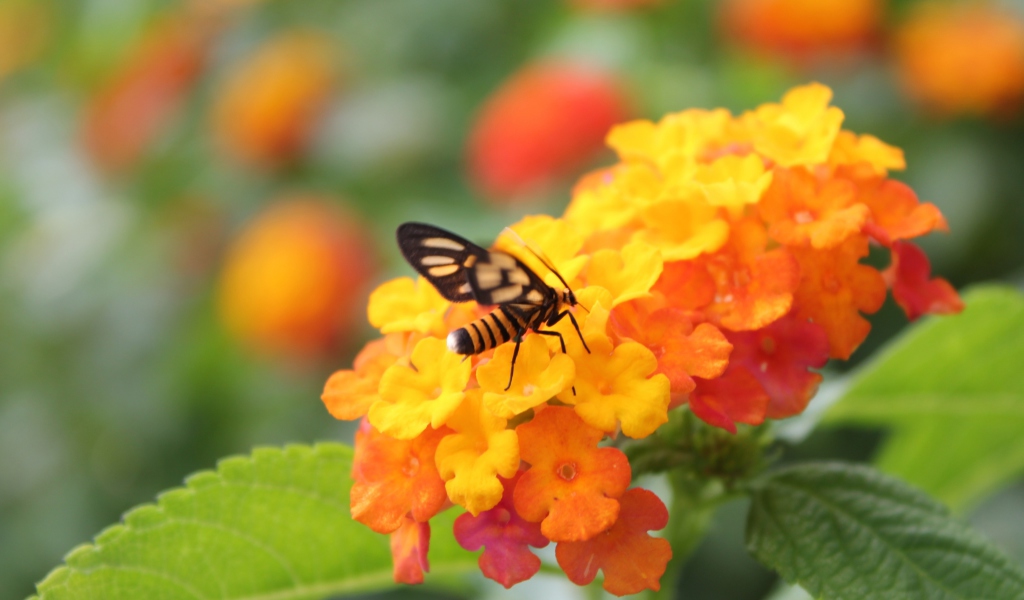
{"left": 396, "top": 222, "right": 589, "bottom": 390}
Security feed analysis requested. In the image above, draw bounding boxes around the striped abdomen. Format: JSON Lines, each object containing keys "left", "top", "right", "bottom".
{"left": 447, "top": 306, "right": 533, "bottom": 355}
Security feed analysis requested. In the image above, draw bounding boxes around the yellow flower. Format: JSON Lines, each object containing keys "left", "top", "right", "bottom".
{"left": 828, "top": 130, "right": 906, "bottom": 175}
{"left": 635, "top": 198, "right": 730, "bottom": 261}
{"left": 563, "top": 164, "right": 653, "bottom": 236}
{"left": 435, "top": 390, "right": 520, "bottom": 515}
{"left": 478, "top": 335, "right": 576, "bottom": 418}
{"left": 746, "top": 82, "right": 844, "bottom": 167}
{"left": 584, "top": 241, "right": 663, "bottom": 307}
{"left": 691, "top": 154, "right": 775, "bottom": 213}
{"left": 558, "top": 337, "right": 671, "bottom": 439}
{"left": 369, "top": 337, "right": 471, "bottom": 439}
{"left": 607, "top": 108, "right": 735, "bottom": 172}
{"left": 367, "top": 277, "right": 451, "bottom": 337}
{"left": 500, "top": 214, "right": 590, "bottom": 285}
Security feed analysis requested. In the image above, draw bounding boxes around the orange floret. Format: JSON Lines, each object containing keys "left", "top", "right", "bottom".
{"left": 390, "top": 516, "right": 431, "bottom": 584}
{"left": 698, "top": 218, "right": 800, "bottom": 331}
{"left": 556, "top": 488, "right": 672, "bottom": 596}
{"left": 651, "top": 260, "right": 716, "bottom": 311}
{"left": 513, "top": 407, "right": 631, "bottom": 542}
{"left": 350, "top": 421, "right": 449, "bottom": 534}
{"left": 842, "top": 167, "right": 948, "bottom": 246}
{"left": 321, "top": 337, "right": 398, "bottom": 421}
{"left": 758, "top": 167, "right": 870, "bottom": 250}
{"left": 610, "top": 303, "right": 732, "bottom": 396}
{"left": 791, "top": 234, "right": 886, "bottom": 359}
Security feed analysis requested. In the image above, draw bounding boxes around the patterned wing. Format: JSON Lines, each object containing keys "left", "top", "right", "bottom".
{"left": 465, "top": 249, "right": 552, "bottom": 306}
{"left": 396, "top": 222, "right": 489, "bottom": 302}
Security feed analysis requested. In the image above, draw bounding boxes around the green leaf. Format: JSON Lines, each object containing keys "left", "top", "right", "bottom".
{"left": 825, "top": 285, "right": 1024, "bottom": 511}
{"left": 746, "top": 462, "right": 1024, "bottom": 600}
{"left": 32, "top": 443, "right": 476, "bottom": 600}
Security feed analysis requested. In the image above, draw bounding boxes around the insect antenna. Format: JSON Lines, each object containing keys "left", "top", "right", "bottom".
{"left": 500, "top": 227, "right": 574, "bottom": 291}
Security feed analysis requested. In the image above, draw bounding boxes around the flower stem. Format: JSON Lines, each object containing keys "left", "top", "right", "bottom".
{"left": 654, "top": 472, "right": 733, "bottom": 599}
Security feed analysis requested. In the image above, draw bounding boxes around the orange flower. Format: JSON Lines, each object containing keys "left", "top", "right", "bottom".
{"left": 513, "top": 407, "right": 631, "bottom": 542}
{"left": 610, "top": 303, "right": 732, "bottom": 396}
{"left": 467, "top": 62, "right": 631, "bottom": 202}
{"left": 213, "top": 31, "right": 336, "bottom": 167}
{"left": 720, "top": 0, "right": 882, "bottom": 62}
{"left": 791, "top": 234, "right": 886, "bottom": 359}
{"left": 321, "top": 337, "right": 399, "bottom": 421}
{"left": 759, "top": 167, "right": 869, "bottom": 250}
{"left": 556, "top": 488, "right": 672, "bottom": 596}
{"left": 82, "top": 16, "right": 208, "bottom": 171}
{"left": 697, "top": 218, "right": 800, "bottom": 331}
{"left": 842, "top": 167, "right": 948, "bottom": 246}
{"left": 350, "top": 421, "right": 449, "bottom": 534}
{"left": 895, "top": 3, "right": 1024, "bottom": 118}
{"left": 217, "top": 196, "right": 375, "bottom": 360}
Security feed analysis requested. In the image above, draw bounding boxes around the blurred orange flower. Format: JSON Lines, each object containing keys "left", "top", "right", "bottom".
{"left": 720, "top": 0, "right": 882, "bottom": 62}
{"left": 212, "top": 32, "right": 337, "bottom": 168}
{"left": 467, "top": 62, "right": 631, "bottom": 203}
{"left": 218, "top": 195, "right": 375, "bottom": 360}
{"left": 895, "top": 3, "right": 1024, "bottom": 118}
{"left": 82, "top": 17, "right": 209, "bottom": 172}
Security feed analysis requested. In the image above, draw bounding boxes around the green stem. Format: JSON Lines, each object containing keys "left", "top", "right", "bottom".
{"left": 653, "top": 473, "right": 731, "bottom": 599}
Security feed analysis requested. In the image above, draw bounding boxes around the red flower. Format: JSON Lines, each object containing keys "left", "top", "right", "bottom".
{"left": 467, "top": 62, "right": 631, "bottom": 202}
{"left": 883, "top": 241, "right": 964, "bottom": 321}
{"left": 724, "top": 311, "right": 829, "bottom": 419}
{"left": 391, "top": 517, "right": 430, "bottom": 584}
{"left": 453, "top": 472, "right": 549, "bottom": 588}
{"left": 690, "top": 366, "right": 771, "bottom": 434}
{"left": 83, "top": 17, "right": 208, "bottom": 171}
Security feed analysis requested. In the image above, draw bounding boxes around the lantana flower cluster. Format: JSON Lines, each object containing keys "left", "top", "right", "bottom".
{"left": 322, "top": 83, "right": 962, "bottom": 595}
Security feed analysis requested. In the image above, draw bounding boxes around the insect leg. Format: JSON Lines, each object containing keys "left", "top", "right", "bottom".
{"left": 535, "top": 329, "right": 575, "bottom": 395}
{"left": 505, "top": 330, "right": 525, "bottom": 391}
{"left": 549, "top": 310, "right": 591, "bottom": 354}
{"left": 534, "top": 329, "right": 566, "bottom": 354}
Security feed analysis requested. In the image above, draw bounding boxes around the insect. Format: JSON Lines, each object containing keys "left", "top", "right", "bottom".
{"left": 396, "top": 222, "right": 589, "bottom": 390}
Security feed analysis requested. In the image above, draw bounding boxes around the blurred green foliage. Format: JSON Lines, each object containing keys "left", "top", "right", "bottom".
{"left": 2, "top": 0, "right": 1023, "bottom": 598}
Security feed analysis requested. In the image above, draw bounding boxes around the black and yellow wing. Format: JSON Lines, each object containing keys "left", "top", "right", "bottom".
{"left": 397, "top": 222, "right": 488, "bottom": 302}
{"left": 465, "top": 249, "right": 551, "bottom": 307}
{"left": 396, "top": 222, "right": 552, "bottom": 306}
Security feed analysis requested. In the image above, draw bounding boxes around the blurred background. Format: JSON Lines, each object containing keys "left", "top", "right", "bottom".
{"left": 2, "top": 0, "right": 1024, "bottom": 598}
